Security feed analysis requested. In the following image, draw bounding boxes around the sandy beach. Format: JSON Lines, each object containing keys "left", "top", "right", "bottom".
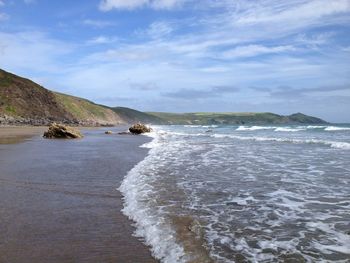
{"left": 0, "top": 126, "right": 47, "bottom": 144}
{"left": 0, "top": 126, "right": 157, "bottom": 263}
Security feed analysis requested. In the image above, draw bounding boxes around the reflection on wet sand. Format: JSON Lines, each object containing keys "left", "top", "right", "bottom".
{"left": 0, "top": 126, "right": 46, "bottom": 144}
{"left": 0, "top": 127, "right": 157, "bottom": 263}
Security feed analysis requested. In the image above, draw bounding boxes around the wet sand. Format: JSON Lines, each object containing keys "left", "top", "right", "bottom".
{"left": 0, "top": 126, "right": 46, "bottom": 144}
{"left": 0, "top": 127, "right": 157, "bottom": 263}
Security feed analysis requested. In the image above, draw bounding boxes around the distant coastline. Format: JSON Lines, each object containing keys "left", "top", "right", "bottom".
{"left": 1, "top": 68, "right": 328, "bottom": 127}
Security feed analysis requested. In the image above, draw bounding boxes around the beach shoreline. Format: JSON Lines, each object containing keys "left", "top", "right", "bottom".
{"left": 0, "top": 126, "right": 157, "bottom": 263}
{"left": 0, "top": 126, "right": 47, "bottom": 144}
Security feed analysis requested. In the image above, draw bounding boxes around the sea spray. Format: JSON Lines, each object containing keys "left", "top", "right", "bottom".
{"left": 119, "top": 124, "right": 350, "bottom": 262}
{"left": 119, "top": 129, "right": 187, "bottom": 263}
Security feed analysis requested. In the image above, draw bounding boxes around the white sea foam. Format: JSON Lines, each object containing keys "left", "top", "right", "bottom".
{"left": 274, "top": 127, "right": 305, "bottom": 132}
{"left": 140, "top": 131, "right": 159, "bottom": 149}
{"left": 306, "top": 125, "right": 327, "bottom": 129}
{"left": 325, "top": 126, "right": 350, "bottom": 131}
{"left": 184, "top": 125, "right": 201, "bottom": 128}
{"left": 307, "top": 222, "right": 350, "bottom": 255}
{"left": 121, "top": 125, "right": 350, "bottom": 262}
{"left": 236, "top": 126, "right": 275, "bottom": 131}
{"left": 211, "top": 134, "right": 350, "bottom": 149}
{"left": 237, "top": 126, "right": 306, "bottom": 132}
{"left": 119, "top": 129, "right": 187, "bottom": 263}
{"left": 328, "top": 141, "right": 350, "bottom": 149}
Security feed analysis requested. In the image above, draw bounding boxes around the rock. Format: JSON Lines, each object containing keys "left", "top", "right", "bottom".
{"left": 128, "top": 123, "right": 152, "bottom": 134}
{"left": 105, "top": 130, "right": 113, "bottom": 134}
{"left": 118, "top": 131, "right": 132, "bottom": 135}
{"left": 43, "top": 123, "right": 83, "bottom": 139}
{"left": 188, "top": 219, "right": 202, "bottom": 239}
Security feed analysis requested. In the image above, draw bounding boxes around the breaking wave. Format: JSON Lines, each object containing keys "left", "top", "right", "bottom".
{"left": 119, "top": 131, "right": 187, "bottom": 263}
{"left": 211, "top": 134, "right": 350, "bottom": 150}
{"left": 235, "top": 125, "right": 350, "bottom": 132}
{"left": 120, "top": 124, "right": 350, "bottom": 262}
{"left": 325, "top": 126, "right": 350, "bottom": 131}
{"left": 236, "top": 126, "right": 275, "bottom": 131}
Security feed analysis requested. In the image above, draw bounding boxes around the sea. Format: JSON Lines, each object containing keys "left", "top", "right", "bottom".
{"left": 119, "top": 124, "right": 350, "bottom": 263}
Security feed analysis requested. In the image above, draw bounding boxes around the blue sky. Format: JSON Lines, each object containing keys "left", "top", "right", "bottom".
{"left": 0, "top": 0, "right": 349, "bottom": 122}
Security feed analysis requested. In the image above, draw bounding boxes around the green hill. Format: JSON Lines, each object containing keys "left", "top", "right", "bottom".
{"left": 0, "top": 69, "right": 122, "bottom": 126}
{"left": 147, "top": 112, "right": 327, "bottom": 125}
{"left": 54, "top": 92, "right": 122, "bottom": 125}
{"left": 0, "top": 68, "right": 328, "bottom": 126}
{"left": 111, "top": 107, "right": 166, "bottom": 124}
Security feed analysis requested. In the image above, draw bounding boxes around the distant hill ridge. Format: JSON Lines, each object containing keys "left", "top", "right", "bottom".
{"left": 0, "top": 69, "right": 327, "bottom": 126}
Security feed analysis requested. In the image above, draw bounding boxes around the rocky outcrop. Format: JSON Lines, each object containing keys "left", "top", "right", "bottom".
{"left": 129, "top": 123, "right": 152, "bottom": 134}
{"left": 43, "top": 123, "right": 83, "bottom": 139}
{"left": 0, "top": 114, "right": 79, "bottom": 126}
{"left": 105, "top": 130, "right": 113, "bottom": 134}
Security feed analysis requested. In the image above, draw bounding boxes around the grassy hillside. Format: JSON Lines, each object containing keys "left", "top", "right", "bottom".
{"left": 147, "top": 112, "right": 327, "bottom": 125}
{"left": 0, "top": 69, "right": 122, "bottom": 126}
{"left": 54, "top": 92, "right": 122, "bottom": 125}
{"left": 0, "top": 69, "right": 74, "bottom": 121}
{"left": 111, "top": 107, "right": 166, "bottom": 124}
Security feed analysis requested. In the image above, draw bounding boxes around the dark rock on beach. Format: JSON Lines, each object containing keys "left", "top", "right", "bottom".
{"left": 43, "top": 123, "right": 83, "bottom": 139}
{"left": 129, "top": 123, "right": 152, "bottom": 134}
{"left": 118, "top": 131, "right": 132, "bottom": 135}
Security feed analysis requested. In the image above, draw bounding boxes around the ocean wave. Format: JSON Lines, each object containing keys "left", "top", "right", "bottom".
{"left": 120, "top": 130, "right": 187, "bottom": 263}
{"left": 274, "top": 127, "right": 305, "bottom": 132}
{"left": 123, "top": 127, "right": 350, "bottom": 262}
{"left": 306, "top": 222, "right": 350, "bottom": 255}
{"left": 140, "top": 131, "right": 159, "bottom": 148}
{"left": 184, "top": 125, "right": 218, "bottom": 128}
{"left": 324, "top": 126, "right": 350, "bottom": 131}
{"left": 211, "top": 134, "right": 350, "bottom": 150}
{"left": 236, "top": 126, "right": 275, "bottom": 131}
{"left": 237, "top": 126, "right": 305, "bottom": 132}
{"left": 236, "top": 125, "right": 350, "bottom": 132}
{"left": 305, "top": 125, "right": 327, "bottom": 129}
{"left": 151, "top": 129, "right": 206, "bottom": 138}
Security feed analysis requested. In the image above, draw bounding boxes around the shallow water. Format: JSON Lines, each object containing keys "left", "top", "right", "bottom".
{"left": 120, "top": 124, "right": 350, "bottom": 262}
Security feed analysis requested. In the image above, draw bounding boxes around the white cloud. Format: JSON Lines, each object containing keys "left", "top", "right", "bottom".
{"left": 99, "top": 0, "right": 148, "bottom": 11}
{"left": 82, "top": 19, "right": 116, "bottom": 28}
{"left": 145, "top": 21, "right": 174, "bottom": 39}
{"left": 194, "top": 0, "right": 350, "bottom": 45}
{"left": 221, "top": 45, "right": 296, "bottom": 59}
{"left": 99, "top": 0, "right": 184, "bottom": 11}
{"left": 233, "top": 0, "right": 350, "bottom": 26}
{"left": 0, "top": 31, "right": 74, "bottom": 72}
{"left": 151, "top": 0, "right": 183, "bottom": 9}
{"left": 86, "top": 47, "right": 153, "bottom": 61}
{"left": 87, "top": 36, "right": 118, "bottom": 45}
{"left": 296, "top": 32, "right": 335, "bottom": 46}
{"left": 0, "top": 0, "right": 4, "bottom": 6}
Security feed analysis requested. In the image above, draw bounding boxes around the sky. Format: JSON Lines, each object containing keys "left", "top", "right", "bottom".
{"left": 0, "top": 0, "right": 350, "bottom": 122}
